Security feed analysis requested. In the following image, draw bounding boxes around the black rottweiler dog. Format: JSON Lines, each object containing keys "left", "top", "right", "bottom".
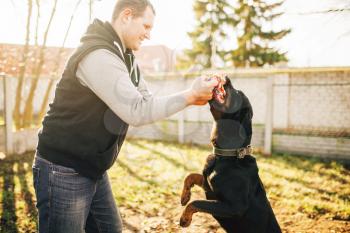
{"left": 179, "top": 76, "right": 281, "bottom": 233}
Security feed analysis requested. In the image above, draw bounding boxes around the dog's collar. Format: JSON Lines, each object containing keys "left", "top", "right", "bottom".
{"left": 213, "top": 145, "right": 253, "bottom": 159}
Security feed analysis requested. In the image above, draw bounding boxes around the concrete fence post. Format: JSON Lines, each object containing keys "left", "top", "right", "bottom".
{"left": 3, "top": 74, "right": 14, "bottom": 155}
{"left": 264, "top": 75, "right": 274, "bottom": 155}
{"left": 178, "top": 111, "right": 185, "bottom": 143}
{"left": 178, "top": 77, "right": 186, "bottom": 143}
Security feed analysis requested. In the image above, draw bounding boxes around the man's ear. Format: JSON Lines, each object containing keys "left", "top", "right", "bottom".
{"left": 120, "top": 8, "right": 133, "bottom": 23}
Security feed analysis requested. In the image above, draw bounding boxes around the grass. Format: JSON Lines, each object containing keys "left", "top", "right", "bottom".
{"left": 0, "top": 139, "right": 349, "bottom": 233}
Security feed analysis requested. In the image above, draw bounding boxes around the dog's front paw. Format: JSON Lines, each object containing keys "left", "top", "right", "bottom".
{"left": 181, "top": 189, "right": 191, "bottom": 206}
{"left": 180, "top": 203, "right": 197, "bottom": 227}
{"left": 179, "top": 214, "right": 192, "bottom": 227}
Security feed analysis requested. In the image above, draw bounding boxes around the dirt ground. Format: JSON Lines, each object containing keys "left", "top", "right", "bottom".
{"left": 1, "top": 140, "right": 349, "bottom": 233}
{"left": 118, "top": 192, "right": 350, "bottom": 233}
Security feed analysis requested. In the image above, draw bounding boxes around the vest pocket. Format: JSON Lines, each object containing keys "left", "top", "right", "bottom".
{"left": 95, "top": 140, "right": 119, "bottom": 170}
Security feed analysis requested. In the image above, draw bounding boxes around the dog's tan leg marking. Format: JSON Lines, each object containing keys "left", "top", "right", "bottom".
{"left": 181, "top": 173, "right": 204, "bottom": 206}
{"left": 179, "top": 202, "right": 199, "bottom": 227}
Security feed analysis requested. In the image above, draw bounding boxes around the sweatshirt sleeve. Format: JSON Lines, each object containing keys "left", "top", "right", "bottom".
{"left": 76, "top": 49, "right": 188, "bottom": 127}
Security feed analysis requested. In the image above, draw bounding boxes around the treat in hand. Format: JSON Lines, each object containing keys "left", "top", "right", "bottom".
{"left": 211, "top": 75, "right": 227, "bottom": 104}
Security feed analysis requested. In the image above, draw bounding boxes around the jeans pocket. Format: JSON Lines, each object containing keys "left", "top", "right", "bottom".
{"left": 52, "top": 170, "right": 79, "bottom": 176}
{"left": 51, "top": 168, "right": 91, "bottom": 194}
{"left": 32, "top": 166, "right": 40, "bottom": 189}
{"left": 52, "top": 163, "right": 79, "bottom": 176}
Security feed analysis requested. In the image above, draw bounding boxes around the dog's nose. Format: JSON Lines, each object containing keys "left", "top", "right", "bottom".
{"left": 212, "top": 78, "right": 226, "bottom": 104}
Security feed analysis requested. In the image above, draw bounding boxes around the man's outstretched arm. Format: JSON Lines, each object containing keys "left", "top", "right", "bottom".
{"left": 76, "top": 49, "right": 217, "bottom": 127}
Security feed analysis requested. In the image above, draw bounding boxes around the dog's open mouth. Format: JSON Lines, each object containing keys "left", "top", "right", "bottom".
{"left": 212, "top": 76, "right": 226, "bottom": 104}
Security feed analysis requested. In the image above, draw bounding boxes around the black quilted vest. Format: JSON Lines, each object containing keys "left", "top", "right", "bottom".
{"left": 37, "top": 19, "right": 138, "bottom": 179}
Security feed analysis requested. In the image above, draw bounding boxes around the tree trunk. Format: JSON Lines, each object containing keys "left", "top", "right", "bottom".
{"left": 31, "top": 0, "right": 41, "bottom": 75}
{"left": 89, "top": 0, "right": 93, "bottom": 22}
{"left": 22, "top": 0, "right": 58, "bottom": 128}
{"left": 37, "top": 0, "right": 83, "bottom": 125}
{"left": 13, "top": 0, "right": 32, "bottom": 130}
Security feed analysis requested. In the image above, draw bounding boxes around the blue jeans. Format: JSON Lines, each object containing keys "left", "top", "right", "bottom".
{"left": 32, "top": 152, "right": 123, "bottom": 233}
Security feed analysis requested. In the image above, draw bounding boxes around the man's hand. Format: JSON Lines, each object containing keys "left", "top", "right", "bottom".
{"left": 185, "top": 75, "right": 219, "bottom": 105}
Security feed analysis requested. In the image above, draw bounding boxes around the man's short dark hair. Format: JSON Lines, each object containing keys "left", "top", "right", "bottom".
{"left": 111, "top": 0, "right": 156, "bottom": 21}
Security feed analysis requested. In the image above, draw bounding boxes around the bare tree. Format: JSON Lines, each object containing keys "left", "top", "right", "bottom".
{"left": 89, "top": 0, "right": 93, "bottom": 22}
{"left": 37, "top": 0, "right": 83, "bottom": 125}
{"left": 14, "top": 0, "right": 94, "bottom": 128}
{"left": 13, "top": 0, "right": 32, "bottom": 130}
{"left": 22, "top": 0, "right": 58, "bottom": 128}
{"left": 31, "top": 0, "right": 41, "bottom": 74}
{"left": 89, "top": 0, "right": 101, "bottom": 22}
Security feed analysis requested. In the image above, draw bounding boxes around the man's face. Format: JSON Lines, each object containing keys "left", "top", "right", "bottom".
{"left": 123, "top": 6, "right": 154, "bottom": 51}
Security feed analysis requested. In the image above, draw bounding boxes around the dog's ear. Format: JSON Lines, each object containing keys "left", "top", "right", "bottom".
{"left": 223, "top": 76, "right": 231, "bottom": 86}
{"left": 226, "top": 88, "right": 244, "bottom": 114}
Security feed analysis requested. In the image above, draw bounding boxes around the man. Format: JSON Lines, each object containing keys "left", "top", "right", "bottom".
{"left": 32, "top": 0, "right": 218, "bottom": 232}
